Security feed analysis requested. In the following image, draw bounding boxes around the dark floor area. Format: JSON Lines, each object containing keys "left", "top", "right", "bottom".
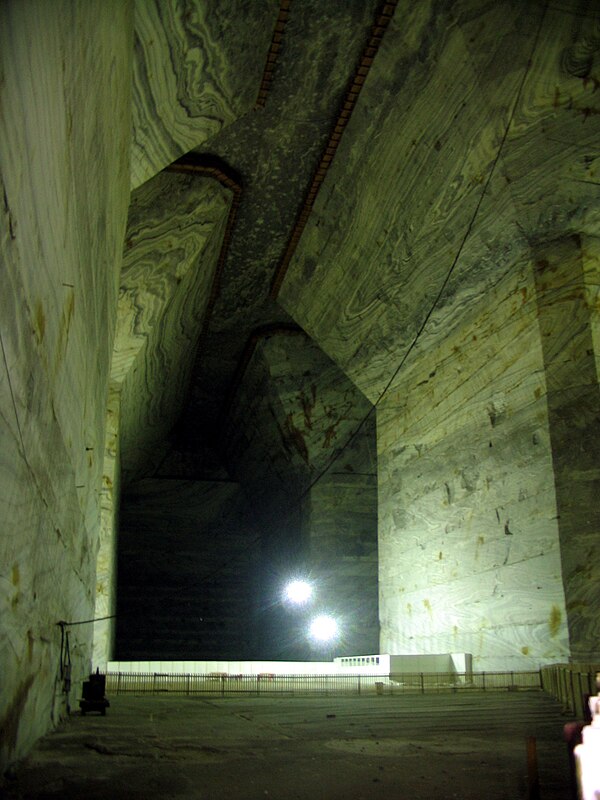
{"left": 1, "top": 691, "right": 576, "bottom": 799}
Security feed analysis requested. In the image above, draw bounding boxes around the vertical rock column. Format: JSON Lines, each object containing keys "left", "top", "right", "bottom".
{"left": 376, "top": 260, "right": 569, "bottom": 671}
{"left": 534, "top": 235, "right": 600, "bottom": 662}
{"left": 92, "top": 386, "right": 122, "bottom": 669}
{"left": 0, "top": 0, "right": 132, "bottom": 769}
{"left": 304, "top": 417, "right": 379, "bottom": 658}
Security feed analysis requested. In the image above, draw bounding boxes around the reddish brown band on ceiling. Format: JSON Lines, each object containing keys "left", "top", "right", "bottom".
{"left": 166, "top": 156, "right": 242, "bottom": 341}
{"left": 222, "top": 323, "right": 305, "bottom": 421}
{"left": 256, "top": 0, "right": 291, "bottom": 109}
{"left": 269, "top": 0, "right": 398, "bottom": 300}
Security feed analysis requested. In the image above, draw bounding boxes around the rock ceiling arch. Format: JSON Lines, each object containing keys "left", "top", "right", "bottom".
{"left": 117, "top": 0, "right": 394, "bottom": 492}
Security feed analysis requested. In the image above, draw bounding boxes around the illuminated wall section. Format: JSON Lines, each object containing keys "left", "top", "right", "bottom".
{"left": 278, "top": 2, "right": 599, "bottom": 668}
{"left": 0, "top": 0, "right": 132, "bottom": 768}
{"left": 377, "top": 258, "right": 569, "bottom": 670}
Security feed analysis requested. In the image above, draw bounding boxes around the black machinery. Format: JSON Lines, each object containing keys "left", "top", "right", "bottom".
{"left": 79, "top": 668, "right": 110, "bottom": 716}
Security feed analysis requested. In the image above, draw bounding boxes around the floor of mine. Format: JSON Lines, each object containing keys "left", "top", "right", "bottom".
{"left": 1, "top": 691, "right": 577, "bottom": 800}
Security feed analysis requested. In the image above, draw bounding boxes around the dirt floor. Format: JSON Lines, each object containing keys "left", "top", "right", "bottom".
{"left": 0, "top": 690, "right": 577, "bottom": 800}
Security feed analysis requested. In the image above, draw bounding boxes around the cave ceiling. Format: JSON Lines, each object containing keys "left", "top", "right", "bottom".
{"left": 118, "top": 0, "right": 600, "bottom": 493}
{"left": 178, "top": 0, "right": 381, "bottom": 455}
{"left": 119, "top": 0, "right": 384, "bottom": 488}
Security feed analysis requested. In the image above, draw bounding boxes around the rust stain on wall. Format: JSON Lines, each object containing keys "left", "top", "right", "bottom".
{"left": 35, "top": 302, "right": 45, "bottom": 343}
{"left": 323, "top": 422, "right": 340, "bottom": 449}
{"left": 549, "top": 605, "right": 562, "bottom": 638}
{"left": 0, "top": 674, "right": 35, "bottom": 754}
{"left": 27, "top": 629, "right": 35, "bottom": 662}
{"left": 300, "top": 385, "right": 316, "bottom": 430}
{"left": 61, "top": 291, "right": 75, "bottom": 341}
{"left": 284, "top": 413, "right": 309, "bottom": 464}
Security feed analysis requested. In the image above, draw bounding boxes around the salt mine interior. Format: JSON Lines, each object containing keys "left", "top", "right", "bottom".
{"left": 1, "top": 0, "right": 600, "bottom": 791}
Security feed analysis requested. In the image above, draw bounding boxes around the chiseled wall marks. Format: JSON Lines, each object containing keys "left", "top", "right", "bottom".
{"left": 0, "top": 1, "right": 132, "bottom": 769}
{"left": 378, "top": 260, "right": 569, "bottom": 670}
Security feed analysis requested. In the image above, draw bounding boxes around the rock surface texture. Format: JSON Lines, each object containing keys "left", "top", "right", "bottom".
{"left": 131, "top": 0, "right": 277, "bottom": 188}
{"left": 0, "top": 0, "right": 132, "bottom": 769}
{"left": 2, "top": 0, "right": 600, "bottom": 776}
{"left": 279, "top": 1, "right": 600, "bottom": 669}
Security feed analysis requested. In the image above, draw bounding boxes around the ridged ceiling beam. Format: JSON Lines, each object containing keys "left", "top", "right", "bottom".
{"left": 269, "top": 0, "right": 398, "bottom": 299}
{"left": 255, "top": 0, "right": 291, "bottom": 108}
{"left": 164, "top": 1, "right": 398, "bottom": 425}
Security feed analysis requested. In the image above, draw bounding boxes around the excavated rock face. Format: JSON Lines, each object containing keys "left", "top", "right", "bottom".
{"left": 278, "top": 1, "right": 600, "bottom": 668}
{"left": 1, "top": 0, "right": 133, "bottom": 770}
{"left": 114, "top": 0, "right": 600, "bottom": 667}
{"left": 3, "top": 0, "right": 600, "bottom": 772}
{"left": 114, "top": 0, "right": 382, "bottom": 661}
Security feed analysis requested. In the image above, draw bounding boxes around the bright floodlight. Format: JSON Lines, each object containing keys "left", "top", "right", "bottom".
{"left": 284, "top": 580, "right": 313, "bottom": 605}
{"left": 309, "top": 615, "right": 338, "bottom": 642}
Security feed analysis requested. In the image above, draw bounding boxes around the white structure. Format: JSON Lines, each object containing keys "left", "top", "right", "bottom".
{"left": 575, "top": 679, "right": 600, "bottom": 800}
{"left": 107, "top": 652, "right": 472, "bottom": 677}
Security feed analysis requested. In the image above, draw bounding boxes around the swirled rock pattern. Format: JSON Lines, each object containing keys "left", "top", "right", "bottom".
{"left": 4, "top": 0, "right": 600, "bottom": 775}
{"left": 131, "top": 0, "right": 277, "bottom": 189}
{"left": 114, "top": 171, "right": 232, "bottom": 485}
{"left": 90, "top": 172, "right": 231, "bottom": 666}
{"left": 279, "top": 1, "right": 600, "bottom": 669}
{"left": 279, "top": 1, "right": 600, "bottom": 403}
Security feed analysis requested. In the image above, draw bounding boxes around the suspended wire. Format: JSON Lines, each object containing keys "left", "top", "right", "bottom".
{"left": 128, "top": 6, "right": 545, "bottom": 601}
{"left": 294, "top": 1, "right": 548, "bottom": 505}
{"left": 57, "top": 614, "right": 116, "bottom": 627}
{"left": 62, "top": 6, "right": 548, "bottom": 625}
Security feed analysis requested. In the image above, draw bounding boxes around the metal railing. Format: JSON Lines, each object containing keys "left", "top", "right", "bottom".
{"left": 540, "top": 664, "right": 600, "bottom": 718}
{"left": 104, "top": 670, "right": 542, "bottom": 697}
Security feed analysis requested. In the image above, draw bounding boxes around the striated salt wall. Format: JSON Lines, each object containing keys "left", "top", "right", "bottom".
{"left": 279, "top": 1, "right": 600, "bottom": 669}
{"left": 0, "top": 0, "right": 132, "bottom": 769}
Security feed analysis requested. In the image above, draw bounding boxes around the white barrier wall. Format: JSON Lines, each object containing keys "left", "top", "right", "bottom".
{"left": 107, "top": 653, "right": 473, "bottom": 676}
{"left": 109, "top": 659, "right": 347, "bottom": 675}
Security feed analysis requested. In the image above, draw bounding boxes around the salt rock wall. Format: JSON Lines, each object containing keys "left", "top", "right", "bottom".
{"left": 226, "top": 333, "right": 374, "bottom": 500}
{"left": 92, "top": 387, "right": 122, "bottom": 669}
{"left": 115, "top": 171, "right": 232, "bottom": 486}
{"left": 92, "top": 171, "right": 231, "bottom": 665}
{"left": 280, "top": 1, "right": 599, "bottom": 401}
{"left": 131, "top": 0, "right": 278, "bottom": 189}
{"left": 0, "top": 0, "right": 131, "bottom": 769}
{"left": 226, "top": 332, "right": 378, "bottom": 657}
{"left": 376, "top": 261, "right": 568, "bottom": 670}
{"left": 115, "top": 479, "right": 260, "bottom": 660}
{"left": 533, "top": 235, "right": 600, "bottom": 662}
{"left": 279, "top": 1, "right": 600, "bottom": 667}
{"left": 304, "top": 414, "right": 379, "bottom": 657}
